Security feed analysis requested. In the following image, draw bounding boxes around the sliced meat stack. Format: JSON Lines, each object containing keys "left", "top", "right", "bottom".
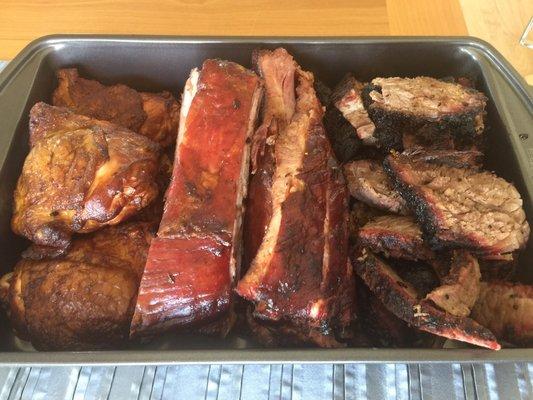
{"left": 354, "top": 249, "right": 500, "bottom": 350}
{"left": 384, "top": 149, "right": 530, "bottom": 257}
{"left": 130, "top": 60, "right": 263, "bottom": 337}
{"left": 237, "top": 48, "right": 353, "bottom": 347}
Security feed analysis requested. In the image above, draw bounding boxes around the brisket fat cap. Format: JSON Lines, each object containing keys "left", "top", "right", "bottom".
{"left": 353, "top": 249, "right": 500, "bottom": 350}
{"left": 383, "top": 149, "right": 530, "bottom": 256}
{"left": 237, "top": 48, "right": 352, "bottom": 346}
{"left": 131, "top": 59, "right": 263, "bottom": 337}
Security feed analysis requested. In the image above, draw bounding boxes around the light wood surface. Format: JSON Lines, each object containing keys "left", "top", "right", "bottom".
{"left": 0, "top": 0, "right": 530, "bottom": 80}
{"left": 460, "top": 0, "right": 532, "bottom": 82}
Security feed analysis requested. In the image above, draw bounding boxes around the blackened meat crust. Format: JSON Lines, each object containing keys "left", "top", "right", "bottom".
{"left": 353, "top": 249, "right": 500, "bottom": 350}
{"left": 361, "top": 79, "right": 486, "bottom": 152}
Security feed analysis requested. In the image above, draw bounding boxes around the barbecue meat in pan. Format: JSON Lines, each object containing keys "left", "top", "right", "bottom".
{"left": 353, "top": 249, "right": 500, "bottom": 350}
{"left": 130, "top": 60, "right": 263, "bottom": 338}
{"left": 355, "top": 277, "right": 429, "bottom": 347}
{"left": 471, "top": 281, "right": 533, "bottom": 346}
{"left": 11, "top": 103, "right": 160, "bottom": 256}
{"left": 0, "top": 222, "right": 154, "bottom": 350}
{"left": 425, "top": 250, "right": 481, "bottom": 317}
{"left": 358, "top": 215, "right": 434, "bottom": 261}
{"left": 384, "top": 149, "right": 530, "bottom": 257}
{"left": 343, "top": 160, "right": 408, "bottom": 214}
{"left": 53, "top": 68, "right": 180, "bottom": 147}
{"left": 237, "top": 48, "right": 353, "bottom": 347}
{"left": 362, "top": 76, "right": 487, "bottom": 151}
{"left": 331, "top": 74, "right": 376, "bottom": 146}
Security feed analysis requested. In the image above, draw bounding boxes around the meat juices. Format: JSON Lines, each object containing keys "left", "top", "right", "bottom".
{"left": 130, "top": 60, "right": 263, "bottom": 337}
{"left": 237, "top": 48, "right": 353, "bottom": 347}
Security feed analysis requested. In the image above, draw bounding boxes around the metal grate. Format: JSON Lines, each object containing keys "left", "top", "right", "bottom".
{"left": 0, "top": 363, "right": 530, "bottom": 399}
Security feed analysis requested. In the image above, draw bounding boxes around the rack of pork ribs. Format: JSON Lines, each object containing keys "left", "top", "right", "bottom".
{"left": 1, "top": 51, "right": 531, "bottom": 351}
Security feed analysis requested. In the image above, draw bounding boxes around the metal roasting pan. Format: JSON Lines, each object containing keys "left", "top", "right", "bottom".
{"left": 0, "top": 35, "right": 531, "bottom": 366}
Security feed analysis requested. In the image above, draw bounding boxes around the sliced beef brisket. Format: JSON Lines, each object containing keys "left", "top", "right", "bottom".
{"left": 426, "top": 250, "right": 481, "bottom": 317}
{"left": 471, "top": 281, "right": 533, "bottom": 346}
{"left": 384, "top": 149, "right": 530, "bottom": 257}
{"left": 344, "top": 159, "right": 408, "bottom": 214}
{"left": 358, "top": 215, "right": 434, "bottom": 261}
{"left": 362, "top": 77, "right": 487, "bottom": 151}
{"left": 353, "top": 249, "right": 500, "bottom": 350}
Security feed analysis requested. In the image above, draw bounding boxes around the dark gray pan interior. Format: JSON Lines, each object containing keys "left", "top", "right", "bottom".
{"left": 0, "top": 36, "right": 531, "bottom": 364}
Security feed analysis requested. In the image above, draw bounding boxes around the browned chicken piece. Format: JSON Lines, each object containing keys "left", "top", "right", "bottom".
{"left": 12, "top": 103, "right": 160, "bottom": 256}
{"left": 53, "top": 68, "right": 180, "bottom": 147}
{"left": 470, "top": 281, "right": 533, "bottom": 346}
{"left": 0, "top": 222, "right": 154, "bottom": 350}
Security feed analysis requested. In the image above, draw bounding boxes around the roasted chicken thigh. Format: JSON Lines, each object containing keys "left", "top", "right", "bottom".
{"left": 12, "top": 103, "right": 160, "bottom": 256}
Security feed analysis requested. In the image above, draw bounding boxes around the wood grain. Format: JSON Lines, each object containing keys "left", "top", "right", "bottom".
{"left": 0, "top": 0, "right": 389, "bottom": 60}
{"left": 0, "top": 0, "right": 529, "bottom": 80}
{"left": 460, "top": 0, "right": 533, "bottom": 81}
{"left": 387, "top": 0, "right": 467, "bottom": 35}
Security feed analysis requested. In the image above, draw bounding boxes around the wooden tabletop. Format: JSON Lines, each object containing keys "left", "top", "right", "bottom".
{"left": 0, "top": 0, "right": 531, "bottom": 80}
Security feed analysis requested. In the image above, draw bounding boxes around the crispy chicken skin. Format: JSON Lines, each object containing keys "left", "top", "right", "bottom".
{"left": 12, "top": 103, "right": 160, "bottom": 255}
{"left": 53, "top": 68, "right": 180, "bottom": 147}
{"left": 0, "top": 222, "right": 154, "bottom": 350}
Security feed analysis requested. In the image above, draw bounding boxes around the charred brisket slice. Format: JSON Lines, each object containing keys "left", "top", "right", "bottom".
{"left": 331, "top": 74, "right": 377, "bottom": 146}
{"left": 358, "top": 215, "right": 434, "bottom": 261}
{"left": 471, "top": 281, "right": 533, "bottom": 346}
{"left": 362, "top": 77, "right": 487, "bottom": 151}
{"left": 426, "top": 250, "right": 481, "bottom": 317}
{"left": 479, "top": 255, "right": 517, "bottom": 281}
{"left": 323, "top": 105, "right": 362, "bottom": 163}
{"left": 353, "top": 249, "right": 500, "bottom": 350}
{"left": 355, "top": 278, "right": 429, "bottom": 347}
{"left": 384, "top": 150, "right": 530, "bottom": 256}
{"left": 237, "top": 48, "right": 353, "bottom": 347}
{"left": 343, "top": 159, "right": 408, "bottom": 214}
{"left": 314, "top": 79, "right": 332, "bottom": 107}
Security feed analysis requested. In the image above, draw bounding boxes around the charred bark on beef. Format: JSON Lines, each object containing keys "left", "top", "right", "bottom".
{"left": 383, "top": 149, "right": 530, "bottom": 257}
{"left": 353, "top": 249, "right": 500, "bottom": 350}
{"left": 361, "top": 77, "right": 487, "bottom": 151}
